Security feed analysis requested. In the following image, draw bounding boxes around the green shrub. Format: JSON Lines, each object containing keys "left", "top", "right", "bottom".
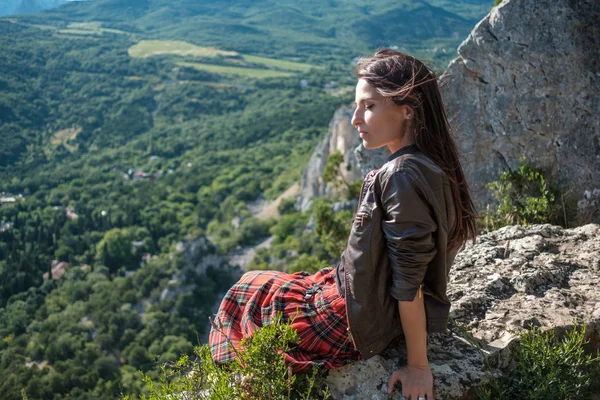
{"left": 128, "top": 316, "right": 331, "bottom": 400}
{"left": 483, "top": 159, "right": 558, "bottom": 231}
{"left": 323, "top": 151, "right": 362, "bottom": 201}
{"left": 277, "top": 198, "right": 298, "bottom": 216}
{"left": 312, "top": 198, "right": 352, "bottom": 258}
{"left": 477, "top": 324, "right": 599, "bottom": 400}
{"left": 288, "top": 254, "right": 329, "bottom": 274}
{"left": 270, "top": 213, "right": 308, "bottom": 244}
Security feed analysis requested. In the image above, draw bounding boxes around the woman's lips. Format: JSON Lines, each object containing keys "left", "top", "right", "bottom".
{"left": 358, "top": 130, "right": 368, "bottom": 138}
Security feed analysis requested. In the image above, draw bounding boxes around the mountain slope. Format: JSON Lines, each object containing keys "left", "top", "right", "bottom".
{"left": 0, "top": 0, "right": 489, "bottom": 169}
{"left": 0, "top": 1, "right": 492, "bottom": 398}
{"left": 46, "top": 0, "right": 487, "bottom": 58}
{"left": 0, "top": 0, "right": 70, "bottom": 16}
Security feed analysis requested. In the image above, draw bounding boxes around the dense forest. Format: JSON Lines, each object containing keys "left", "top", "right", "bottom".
{"left": 0, "top": 0, "right": 491, "bottom": 398}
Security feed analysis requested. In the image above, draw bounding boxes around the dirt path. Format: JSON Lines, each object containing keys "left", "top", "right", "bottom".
{"left": 226, "top": 183, "right": 300, "bottom": 270}
{"left": 254, "top": 183, "right": 299, "bottom": 220}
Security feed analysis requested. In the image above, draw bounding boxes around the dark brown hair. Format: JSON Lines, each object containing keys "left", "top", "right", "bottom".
{"left": 355, "top": 49, "right": 477, "bottom": 251}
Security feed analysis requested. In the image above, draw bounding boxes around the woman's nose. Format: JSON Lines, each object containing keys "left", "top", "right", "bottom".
{"left": 351, "top": 108, "right": 362, "bottom": 127}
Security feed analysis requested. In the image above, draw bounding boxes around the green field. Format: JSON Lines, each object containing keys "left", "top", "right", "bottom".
{"left": 242, "top": 55, "right": 315, "bottom": 72}
{"left": 128, "top": 40, "right": 239, "bottom": 58}
{"left": 49, "top": 127, "right": 81, "bottom": 153}
{"left": 176, "top": 61, "right": 296, "bottom": 78}
{"left": 128, "top": 40, "right": 317, "bottom": 73}
{"left": 57, "top": 22, "right": 129, "bottom": 36}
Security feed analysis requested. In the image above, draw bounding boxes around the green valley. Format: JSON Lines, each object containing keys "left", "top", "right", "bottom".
{"left": 0, "top": 0, "right": 491, "bottom": 398}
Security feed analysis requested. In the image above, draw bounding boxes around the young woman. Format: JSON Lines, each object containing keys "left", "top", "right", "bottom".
{"left": 209, "top": 49, "right": 477, "bottom": 400}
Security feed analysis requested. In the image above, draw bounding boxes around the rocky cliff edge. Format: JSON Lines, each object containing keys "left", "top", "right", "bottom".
{"left": 326, "top": 223, "right": 600, "bottom": 399}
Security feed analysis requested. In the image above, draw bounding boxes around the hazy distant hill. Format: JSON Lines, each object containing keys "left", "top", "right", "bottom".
{"left": 0, "top": 0, "right": 491, "bottom": 168}
{"left": 50, "top": 0, "right": 490, "bottom": 57}
{"left": 0, "top": 0, "right": 71, "bottom": 16}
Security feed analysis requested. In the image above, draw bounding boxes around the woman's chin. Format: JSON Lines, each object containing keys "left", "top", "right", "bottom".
{"left": 361, "top": 140, "right": 378, "bottom": 150}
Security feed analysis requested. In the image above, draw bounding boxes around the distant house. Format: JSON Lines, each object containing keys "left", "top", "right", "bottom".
{"left": 43, "top": 261, "right": 69, "bottom": 281}
{"left": 133, "top": 171, "right": 147, "bottom": 180}
{"left": 150, "top": 170, "right": 164, "bottom": 179}
{"left": 0, "top": 193, "right": 24, "bottom": 204}
{"left": 140, "top": 252, "right": 152, "bottom": 267}
{"left": 131, "top": 240, "right": 145, "bottom": 250}
{"left": 66, "top": 207, "right": 78, "bottom": 220}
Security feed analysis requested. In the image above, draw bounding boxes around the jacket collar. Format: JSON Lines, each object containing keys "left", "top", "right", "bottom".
{"left": 386, "top": 143, "right": 419, "bottom": 163}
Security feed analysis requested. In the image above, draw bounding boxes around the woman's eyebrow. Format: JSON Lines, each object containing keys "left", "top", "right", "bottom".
{"left": 354, "top": 97, "right": 378, "bottom": 104}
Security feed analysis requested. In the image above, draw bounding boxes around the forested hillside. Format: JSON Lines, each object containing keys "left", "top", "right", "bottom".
{"left": 0, "top": 0, "right": 491, "bottom": 398}
{"left": 0, "top": 0, "right": 69, "bottom": 16}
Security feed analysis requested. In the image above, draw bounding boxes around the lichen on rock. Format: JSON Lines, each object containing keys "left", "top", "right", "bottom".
{"left": 439, "top": 0, "right": 600, "bottom": 211}
{"left": 326, "top": 223, "right": 600, "bottom": 399}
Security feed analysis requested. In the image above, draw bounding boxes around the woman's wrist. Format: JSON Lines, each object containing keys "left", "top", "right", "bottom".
{"left": 406, "top": 347, "right": 429, "bottom": 367}
{"left": 406, "top": 363, "right": 430, "bottom": 369}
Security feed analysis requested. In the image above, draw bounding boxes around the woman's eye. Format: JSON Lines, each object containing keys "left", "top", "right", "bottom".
{"left": 365, "top": 104, "right": 374, "bottom": 110}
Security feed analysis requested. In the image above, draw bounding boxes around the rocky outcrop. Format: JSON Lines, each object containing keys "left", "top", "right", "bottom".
{"left": 297, "top": 105, "right": 388, "bottom": 211}
{"left": 326, "top": 223, "right": 600, "bottom": 399}
{"left": 175, "top": 236, "right": 229, "bottom": 277}
{"left": 300, "top": 0, "right": 600, "bottom": 219}
{"left": 439, "top": 0, "right": 600, "bottom": 210}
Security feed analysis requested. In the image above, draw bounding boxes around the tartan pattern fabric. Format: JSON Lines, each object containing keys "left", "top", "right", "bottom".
{"left": 209, "top": 268, "right": 361, "bottom": 372}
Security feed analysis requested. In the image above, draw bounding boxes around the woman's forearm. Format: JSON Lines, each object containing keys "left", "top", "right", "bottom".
{"left": 397, "top": 290, "right": 428, "bottom": 366}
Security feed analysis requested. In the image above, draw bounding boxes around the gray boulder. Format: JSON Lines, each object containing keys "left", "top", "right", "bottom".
{"left": 326, "top": 223, "right": 600, "bottom": 399}
{"left": 439, "top": 0, "right": 600, "bottom": 211}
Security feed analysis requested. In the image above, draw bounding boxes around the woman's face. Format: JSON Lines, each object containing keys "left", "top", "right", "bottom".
{"left": 351, "top": 78, "right": 413, "bottom": 153}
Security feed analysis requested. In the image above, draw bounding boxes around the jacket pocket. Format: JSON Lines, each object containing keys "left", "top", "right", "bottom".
{"left": 350, "top": 209, "right": 374, "bottom": 250}
{"left": 354, "top": 211, "right": 371, "bottom": 228}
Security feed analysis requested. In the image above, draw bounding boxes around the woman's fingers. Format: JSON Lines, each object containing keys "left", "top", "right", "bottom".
{"left": 427, "top": 387, "right": 434, "bottom": 400}
{"left": 387, "top": 366, "right": 434, "bottom": 399}
{"left": 387, "top": 369, "right": 404, "bottom": 394}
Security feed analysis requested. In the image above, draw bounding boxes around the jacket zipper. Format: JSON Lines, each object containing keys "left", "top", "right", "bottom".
{"left": 345, "top": 176, "right": 369, "bottom": 351}
{"left": 344, "top": 269, "right": 358, "bottom": 349}
{"left": 355, "top": 178, "right": 368, "bottom": 218}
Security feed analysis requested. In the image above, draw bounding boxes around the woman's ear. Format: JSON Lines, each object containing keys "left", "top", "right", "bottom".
{"left": 400, "top": 105, "right": 414, "bottom": 120}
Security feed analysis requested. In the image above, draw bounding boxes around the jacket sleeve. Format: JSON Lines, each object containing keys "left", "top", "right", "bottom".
{"left": 380, "top": 170, "right": 438, "bottom": 301}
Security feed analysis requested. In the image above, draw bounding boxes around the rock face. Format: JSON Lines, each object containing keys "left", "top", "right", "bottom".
{"left": 325, "top": 223, "right": 600, "bottom": 399}
{"left": 439, "top": 0, "right": 600, "bottom": 209}
{"left": 300, "top": 0, "right": 600, "bottom": 217}
{"left": 297, "top": 105, "right": 388, "bottom": 211}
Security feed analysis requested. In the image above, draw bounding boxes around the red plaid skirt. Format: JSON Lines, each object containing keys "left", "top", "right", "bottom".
{"left": 209, "top": 268, "right": 361, "bottom": 372}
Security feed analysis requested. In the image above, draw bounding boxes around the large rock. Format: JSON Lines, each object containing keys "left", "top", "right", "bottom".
{"left": 326, "top": 223, "right": 600, "bottom": 399}
{"left": 439, "top": 0, "right": 600, "bottom": 210}
{"left": 297, "top": 105, "right": 388, "bottom": 211}
{"left": 300, "top": 0, "right": 600, "bottom": 218}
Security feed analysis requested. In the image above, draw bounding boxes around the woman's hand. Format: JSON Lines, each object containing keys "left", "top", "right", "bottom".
{"left": 387, "top": 364, "right": 434, "bottom": 399}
